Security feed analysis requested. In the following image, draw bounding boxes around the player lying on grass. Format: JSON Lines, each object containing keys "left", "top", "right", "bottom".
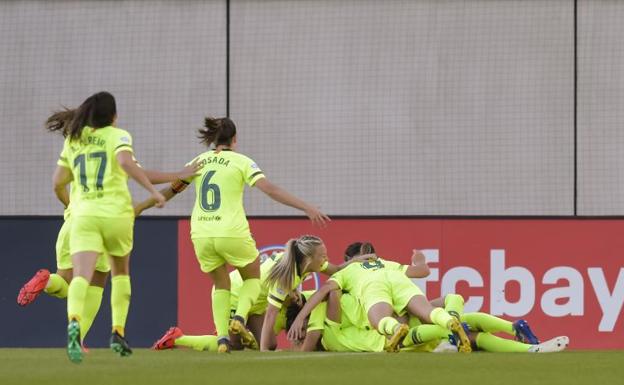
{"left": 338, "top": 242, "right": 568, "bottom": 351}
{"left": 17, "top": 107, "right": 200, "bottom": 350}
{"left": 405, "top": 293, "right": 569, "bottom": 353}
{"left": 289, "top": 241, "right": 567, "bottom": 353}
{"left": 288, "top": 242, "right": 472, "bottom": 352}
{"left": 288, "top": 290, "right": 568, "bottom": 353}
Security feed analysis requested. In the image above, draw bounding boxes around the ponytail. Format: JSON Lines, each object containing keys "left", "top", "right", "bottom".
{"left": 45, "top": 107, "right": 76, "bottom": 137}
{"left": 198, "top": 117, "right": 237, "bottom": 147}
{"left": 265, "top": 235, "right": 323, "bottom": 293}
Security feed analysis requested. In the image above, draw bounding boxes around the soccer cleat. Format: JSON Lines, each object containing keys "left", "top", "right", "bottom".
{"left": 110, "top": 331, "right": 133, "bottom": 357}
{"left": 217, "top": 337, "right": 232, "bottom": 353}
{"left": 152, "top": 326, "right": 183, "bottom": 350}
{"left": 448, "top": 319, "right": 472, "bottom": 353}
{"left": 17, "top": 269, "right": 50, "bottom": 306}
{"left": 528, "top": 336, "right": 569, "bottom": 353}
{"left": 513, "top": 319, "right": 540, "bottom": 344}
{"left": 229, "top": 316, "right": 259, "bottom": 350}
{"left": 67, "top": 319, "right": 82, "bottom": 364}
{"left": 81, "top": 342, "right": 90, "bottom": 354}
{"left": 384, "top": 324, "right": 410, "bottom": 353}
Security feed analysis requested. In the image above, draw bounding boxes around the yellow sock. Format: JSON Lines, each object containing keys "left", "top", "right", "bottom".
{"left": 476, "top": 332, "right": 530, "bottom": 352}
{"left": 175, "top": 335, "right": 218, "bottom": 351}
{"left": 444, "top": 294, "right": 465, "bottom": 320}
{"left": 430, "top": 307, "right": 454, "bottom": 330}
{"left": 403, "top": 324, "right": 450, "bottom": 347}
{"left": 67, "top": 276, "right": 89, "bottom": 322}
{"left": 81, "top": 286, "right": 104, "bottom": 341}
{"left": 235, "top": 278, "right": 261, "bottom": 322}
{"left": 45, "top": 274, "right": 69, "bottom": 299}
{"left": 212, "top": 289, "right": 231, "bottom": 338}
{"left": 111, "top": 275, "right": 131, "bottom": 336}
{"left": 462, "top": 312, "right": 514, "bottom": 335}
{"left": 378, "top": 316, "right": 399, "bottom": 336}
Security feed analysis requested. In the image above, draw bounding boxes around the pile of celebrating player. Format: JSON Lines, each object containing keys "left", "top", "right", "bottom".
{"left": 16, "top": 91, "right": 569, "bottom": 363}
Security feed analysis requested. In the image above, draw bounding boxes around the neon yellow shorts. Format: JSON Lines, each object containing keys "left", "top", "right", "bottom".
{"left": 386, "top": 270, "right": 424, "bottom": 314}
{"left": 192, "top": 236, "right": 258, "bottom": 273}
{"left": 321, "top": 319, "right": 385, "bottom": 352}
{"left": 70, "top": 216, "right": 134, "bottom": 257}
{"left": 57, "top": 219, "right": 110, "bottom": 272}
{"left": 361, "top": 270, "right": 423, "bottom": 314}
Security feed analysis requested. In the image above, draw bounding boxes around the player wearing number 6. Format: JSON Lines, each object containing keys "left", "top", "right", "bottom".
{"left": 53, "top": 92, "right": 166, "bottom": 363}
{"left": 135, "top": 116, "right": 330, "bottom": 353}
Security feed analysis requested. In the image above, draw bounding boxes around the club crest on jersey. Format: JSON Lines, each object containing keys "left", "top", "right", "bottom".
{"left": 258, "top": 244, "right": 321, "bottom": 291}
{"left": 120, "top": 136, "right": 130, "bottom": 143}
{"left": 250, "top": 163, "right": 259, "bottom": 169}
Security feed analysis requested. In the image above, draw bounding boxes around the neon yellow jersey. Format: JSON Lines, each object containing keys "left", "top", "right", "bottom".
{"left": 329, "top": 257, "right": 407, "bottom": 298}
{"left": 186, "top": 149, "right": 265, "bottom": 238}
{"left": 229, "top": 251, "right": 282, "bottom": 313}
{"left": 58, "top": 126, "right": 134, "bottom": 218}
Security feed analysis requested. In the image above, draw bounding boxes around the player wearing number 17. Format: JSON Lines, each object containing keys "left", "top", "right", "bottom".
{"left": 54, "top": 92, "right": 166, "bottom": 363}
{"left": 135, "top": 116, "right": 330, "bottom": 353}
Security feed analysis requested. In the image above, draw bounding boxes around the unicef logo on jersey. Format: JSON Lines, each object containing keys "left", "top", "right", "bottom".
{"left": 258, "top": 244, "right": 321, "bottom": 291}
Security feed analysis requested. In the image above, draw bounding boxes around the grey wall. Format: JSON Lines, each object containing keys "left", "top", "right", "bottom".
{"left": 232, "top": 0, "right": 574, "bottom": 215}
{"left": 0, "top": 0, "right": 226, "bottom": 215}
{"left": 578, "top": 0, "right": 624, "bottom": 215}
{"left": 0, "top": 0, "right": 621, "bottom": 216}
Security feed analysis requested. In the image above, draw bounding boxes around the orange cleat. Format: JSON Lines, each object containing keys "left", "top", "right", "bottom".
{"left": 17, "top": 269, "right": 50, "bottom": 306}
{"left": 152, "top": 326, "right": 183, "bottom": 350}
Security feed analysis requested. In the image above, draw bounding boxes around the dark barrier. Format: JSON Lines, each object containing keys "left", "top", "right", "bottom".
{"left": 0, "top": 218, "right": 178, "bottom": 347}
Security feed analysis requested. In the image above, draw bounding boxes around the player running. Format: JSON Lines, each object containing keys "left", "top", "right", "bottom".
{"left": 135, "top": 116, "right": 329, "bottom": 353}
{"left": 18, "top": 106, "right": 199, "bottom": 349}
{"left": 53, "top": 92, "right": 166, "bottom": 363}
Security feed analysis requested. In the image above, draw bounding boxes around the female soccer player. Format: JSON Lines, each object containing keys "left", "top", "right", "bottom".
{"left": 136, "top": 116, "right": 329, "bottom": 353}
{"left": 260, "top": 235, "right": 335, "bottom": 351}
{"left": 53, "top": 92, "right": 166, "bottom": 363}
{"left": 18, "top": 108, "right": 198, "bottom": 348}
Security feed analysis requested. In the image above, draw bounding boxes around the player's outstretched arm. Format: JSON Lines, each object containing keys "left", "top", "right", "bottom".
{"left": 118, "top": 151, "right": 165, "bottom": 208}
{"left": 52, "top": 165, "right": 72, "bottom": 208}
{"left": 260, "top": 304, "right": 280, "bottom": 351}
{"left": 143, "top": 159, "right": 202, "bottom": 184}
{"left": 254, "top": 178, "right": 330, "bottom": 228}
{"left": 134, "top": 180, "right": 188, "bottom": 216}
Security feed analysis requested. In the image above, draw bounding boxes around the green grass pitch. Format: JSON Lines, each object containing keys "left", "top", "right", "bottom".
{"left": 1, "top": 349, "right": 623, "bottom": 385}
